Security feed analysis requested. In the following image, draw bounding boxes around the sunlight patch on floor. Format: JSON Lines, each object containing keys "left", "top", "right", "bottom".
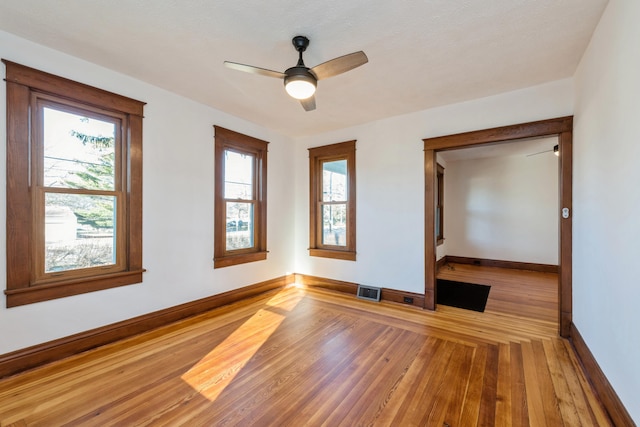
{"left": 180, "top": 290, "right": 303, "bottom": 401}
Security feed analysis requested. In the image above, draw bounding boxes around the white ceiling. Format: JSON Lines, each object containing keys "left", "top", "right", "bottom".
{"left": 0, "top": 0, "right": 608, "bottom": 138}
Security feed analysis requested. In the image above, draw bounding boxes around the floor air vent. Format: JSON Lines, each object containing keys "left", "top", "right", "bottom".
{"left": 357, "top": 285, "right": 381, "bottom": 302}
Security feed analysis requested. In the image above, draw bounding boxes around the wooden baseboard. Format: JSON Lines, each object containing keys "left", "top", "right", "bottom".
{"left": 443, "top": 255, "right": 559, "bottom": 274}
{"left": 380, "top": 288, "right": 425, "bottom": 308}
{"left": 295, "top": 274, "right": 358, "bottom": 295}
{"left": 0, "top": 275, "right": 293, "bottom": 379}
{"left": 295, "top": 273, "right": 424, "bottom": 308}
{"left": 570, "top": 323, "right": 635, "bottom": 427}
{"left": 436, "top": 256, "right": 448, "bottom": 272}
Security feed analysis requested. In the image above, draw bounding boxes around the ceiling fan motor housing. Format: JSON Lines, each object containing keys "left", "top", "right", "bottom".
{"left": 284, "top": 67, "right": 317, "bottom": 86}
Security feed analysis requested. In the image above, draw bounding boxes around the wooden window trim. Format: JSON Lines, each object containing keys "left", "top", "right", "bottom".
{"left": 308, "top": 140, "right": 356, "bottom": 261}
{"left": 436, "top": 163, "right": 444, "bottom": 246}
{"left": 213, "top": 126, "right": 268, "bottom": 268}
{"left": 3, "top": 60, "right": 145, "bottom": 307}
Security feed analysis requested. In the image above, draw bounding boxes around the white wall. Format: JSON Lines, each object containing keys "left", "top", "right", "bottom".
{"left": 573, "top": 0, "right": 640, "bottom": 421}
{"left": 293, "top": 80, "right": 573, "bottom": 294}
{"left": 0, "top": 30, "right": 295, "bottom": 354}
{"left": 444, "top": 152, "right": 558, "bottom": 264}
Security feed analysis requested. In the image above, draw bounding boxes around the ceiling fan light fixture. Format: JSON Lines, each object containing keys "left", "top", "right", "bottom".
{"left": 284, "top": 69, "right": 317, "bottom": 100}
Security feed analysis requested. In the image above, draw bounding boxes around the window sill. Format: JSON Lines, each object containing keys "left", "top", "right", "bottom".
{"left": 214, "top": 251, "right": 268, "bottom": 269}
{"left": 5, "top": 269, "right": 145, "bottom": 308}
{"left": 309, "top": 248, "right": 356, "bottom": 261}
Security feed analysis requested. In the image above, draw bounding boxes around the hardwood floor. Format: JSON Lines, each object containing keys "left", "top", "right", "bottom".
{"left": 0, "top": 264, "right": 612, "bottom": 426}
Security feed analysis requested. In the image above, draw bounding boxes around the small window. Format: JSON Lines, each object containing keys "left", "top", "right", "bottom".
{"left": 214, "top": 126, "right": 268, "bottom": 268}
{"left": 309, "top": 141, "right": 356, "bottom": 260}
{"left": 4, "top": 60, "right": 145, "bottom": 307}
{"left": 436, "top": 163, "right": 445, "bottom": 245}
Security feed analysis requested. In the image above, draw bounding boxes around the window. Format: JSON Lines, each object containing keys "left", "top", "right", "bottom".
{"left": 309, "top": 140, "right": 356, "bottom": 260}
{"left": 436, "top": 163, "right": 444, "bottom": 245}
{"left": 4, "top": 60, "right": 145, "bottom": 307}
{"left": 214, "top": 126, "right": 268, "bottom": 268}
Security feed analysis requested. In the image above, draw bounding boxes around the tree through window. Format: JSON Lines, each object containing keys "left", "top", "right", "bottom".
{"left": 4, "top": 60, "right": 145, "bottom": 307}
{"left": 41, "top": 106, "right": 121, "bottom": 275}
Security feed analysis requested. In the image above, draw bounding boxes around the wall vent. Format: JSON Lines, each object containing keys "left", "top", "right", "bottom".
{"left": 356, "top": 285, "right": 381, "bottom": 302}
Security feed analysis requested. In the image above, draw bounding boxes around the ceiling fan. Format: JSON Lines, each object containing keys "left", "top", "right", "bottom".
{"left": 224, "top": 36, "right": 368, "bottom": 111}
{"left": 526, "top": 145, "right": 559, "bottom": 157}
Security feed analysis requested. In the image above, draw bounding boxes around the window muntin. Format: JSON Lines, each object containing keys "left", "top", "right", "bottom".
{"left": 309, "top": 141, "right": 356, "bottom": 260}
{"left": 214, "top": 126, "right": 268, "bottom": 268}
{"left": 4, "top": 60, "right": 144, "bottom": 307}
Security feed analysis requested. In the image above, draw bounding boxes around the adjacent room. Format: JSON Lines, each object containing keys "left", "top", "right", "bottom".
{"left": 0, "top": 0, "right": 638, "bottom": 425}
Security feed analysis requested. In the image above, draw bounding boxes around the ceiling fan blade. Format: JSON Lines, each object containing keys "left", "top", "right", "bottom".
{"left": 311, "top": 51, "right": 368, "bottom": 80}
{"left": 224, "top": 61, "right": 285, "bottom": 79}
{"left": 300, "top": 95, "right": 316, "bottom": 112}
{"left": 526, "top": 149, "right": 553, "bottom": 157}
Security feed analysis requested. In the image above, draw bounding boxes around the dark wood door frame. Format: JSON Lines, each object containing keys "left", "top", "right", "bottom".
{"left": 423, "top": 116, "right": 573, "bottom": 337}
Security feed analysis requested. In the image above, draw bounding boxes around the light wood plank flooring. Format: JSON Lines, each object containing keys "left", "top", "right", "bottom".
{"left": 0, "top": 264, "right": 612, "bottom": 426}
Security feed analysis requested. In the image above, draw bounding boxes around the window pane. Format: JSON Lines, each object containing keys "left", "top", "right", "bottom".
{"left": 322, "top": 160, "right": 347, "bottom": 202}
{"left": 224, "top": 150, "right": 253, "bottom": 200}
{"left": 45, "top": 192, "right": 116, "bottom": 273}
{"left": 322, "top": 204, "right": 347, "bottom": 246}
{"left": 226, "top": 202, "right": 254, "bottom": 250}
{"left": 43, "top": 107, "right": 116, "bottom": 190}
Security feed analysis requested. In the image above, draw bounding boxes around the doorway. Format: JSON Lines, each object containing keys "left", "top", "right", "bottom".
{"left": 423, "top": 116, "right": 573, "bottom": 337}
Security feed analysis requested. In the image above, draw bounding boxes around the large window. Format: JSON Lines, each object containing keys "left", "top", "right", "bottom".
{"left": 4, "top": 60, "right": 145, "bottom": 307}
{"left": 214, "top": 126, "right": 268, "bottom": 268}
{"left": 308, "top": 140, "right": 356, "bottom": 260}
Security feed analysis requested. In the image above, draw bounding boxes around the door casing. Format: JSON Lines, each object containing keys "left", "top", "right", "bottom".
{"left": 423, "top": 116, "right": 573, "bottom": 337}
